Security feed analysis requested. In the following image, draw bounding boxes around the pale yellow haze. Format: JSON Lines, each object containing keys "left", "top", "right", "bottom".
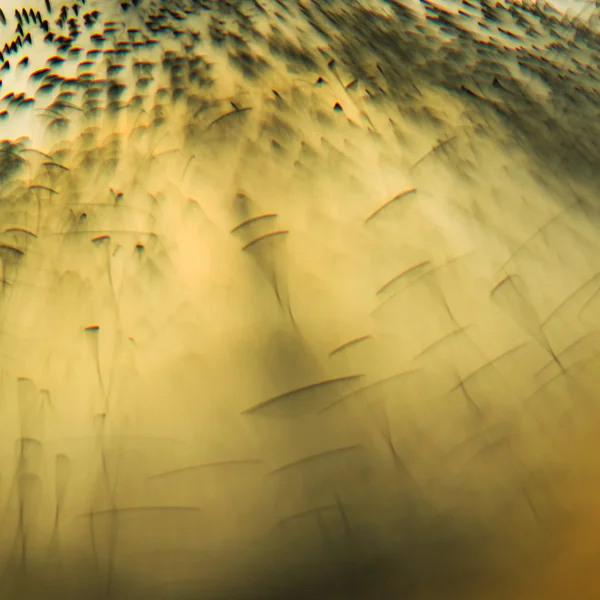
{"left": 0, "top": 0, "right": 599, "bottom": 598}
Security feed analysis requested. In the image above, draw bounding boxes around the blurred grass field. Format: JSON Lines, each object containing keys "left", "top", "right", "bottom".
{"left": 1, "top": 0, "right": 600, "bottom": 598}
